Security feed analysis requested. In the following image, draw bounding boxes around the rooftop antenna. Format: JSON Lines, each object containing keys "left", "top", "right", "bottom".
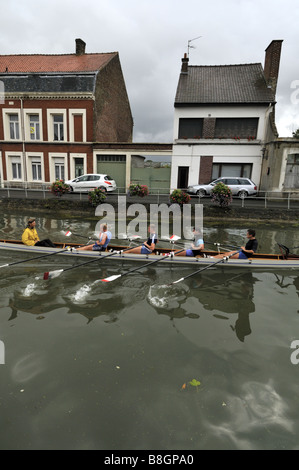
{"left": 187, "top": 35, "right": 202, "bottom": 58}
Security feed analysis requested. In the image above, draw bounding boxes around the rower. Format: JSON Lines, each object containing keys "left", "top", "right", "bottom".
{"left": 124, "top": 225, "right": 158, "bottom": 255}
{"left": 212, "top": 229, "right": 258, "bottom": 260}
{"left": 174, "top": 228, "right": 204, "bottom": 257}
{"left": 75, "top": 224, "right": 112, "bottom": 252}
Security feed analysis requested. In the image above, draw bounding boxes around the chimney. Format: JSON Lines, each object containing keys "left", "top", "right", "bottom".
{"left": 76, "top": 38, "right": 86, "bottom": 55}
{"left": 264, "top": 40, "right": 283, "bottom": 95}
{"left": 181, "top": 53, "right": 189, "bottom": 74}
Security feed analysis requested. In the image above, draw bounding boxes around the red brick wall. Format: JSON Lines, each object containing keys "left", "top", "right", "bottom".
{"left": 199, "top": 156, "right": 213, "bottom": 184}
{"left": 94, "top": 54, "right": 133, "bottom": 142}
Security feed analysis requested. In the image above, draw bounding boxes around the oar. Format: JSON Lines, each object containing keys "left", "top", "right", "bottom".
{"left": 64, "top": 230, "right": 95, "bottom": 242}
{"left": 100, "top": 249, "right": 186, "bottom": 283}
{"left": 43, "top": 244, "right": 144, "bottom": 280}
{"left": 169, "top": 251, "right": 239, "bottom": 285}
{"left": 0, "top": 247, "right": 70, "bottom": 270}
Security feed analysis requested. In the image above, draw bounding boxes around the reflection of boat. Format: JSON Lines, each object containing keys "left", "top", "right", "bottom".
{"left": 1, "top": 239, "right": 299, "bottom": 269}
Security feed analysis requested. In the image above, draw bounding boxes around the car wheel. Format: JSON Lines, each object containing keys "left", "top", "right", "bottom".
{"left": 99, "top": 186, "right": 107, "bottom": 192}
{"left": 196, "top": 189, "right": 206, "bottom": 197}
{"left": 69, "top": 186, "right": 74, "bottom": 192}
{"left": 238, "top": 190, "right": 248, "bottom": 199}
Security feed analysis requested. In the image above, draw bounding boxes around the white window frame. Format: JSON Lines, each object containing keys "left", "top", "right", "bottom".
{"left": 24, "top": 109, "right": 43, "bottom": 141}
{"left": 69, "top": 153, "right": 87, "bottom": 179}
{"left": 49, "top": 153, "right": 68, "bottom": 182}
{"left": 47, "top": 109, "right": 67, "bottom": 142}
{"left": 5, "top": 151, "right": 23, "bottom": 181}
{"left": 25, "top": 152, "right": 44, "bottom": 183}
{"left": 69, "top": 109, "right": 87, "bottom": 142}
{"left": 2, "top": 109, "right": 22, "bottom": 141}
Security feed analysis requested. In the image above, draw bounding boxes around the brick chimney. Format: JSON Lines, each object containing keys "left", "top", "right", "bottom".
{"left": 264, "top": 40, "right": 283, "bottom": 95}
{"left": 181, "top": 53, "right": 189, "bottom": 74}
{"left": 76, "top": 38, "right": 86, "bottom": 55}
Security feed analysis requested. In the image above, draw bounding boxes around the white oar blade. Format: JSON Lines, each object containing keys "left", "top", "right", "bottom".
{"left": 172, "top": 277, "right": 184, "bottom": 284}
{"left": 170, "top": 235, "right": 181, "bottom": 241}
{"left": 100, "top": 274, "right": 121, "bottom": 283}
{"left": 0, "top": 264, "right": 9, "bottom": 269}
{"left": 65, "top": 231, "right": 72, "bottom": 237}
{"left": 43, "top": 269, "right": 64, "bottom": 280}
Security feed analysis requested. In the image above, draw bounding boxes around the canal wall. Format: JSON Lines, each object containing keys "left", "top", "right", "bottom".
{"left": 0, "top": 196, "right": 298, "bottom": 227}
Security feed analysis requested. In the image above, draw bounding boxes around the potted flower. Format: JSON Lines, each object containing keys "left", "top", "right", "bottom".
{"left": 128, "top": 183, "right": 149, "bottom": 197}
{"left": 88, "top": 187, "right": 107, "bottom": 207}
{"left": 169, "top": 189, "right": 191, "bottom": 205}
{"left": 50, "top": 179, "right": 70, "bottom": 197}
{"left": 211, "top": 182, "right": 232, "bottom": 207}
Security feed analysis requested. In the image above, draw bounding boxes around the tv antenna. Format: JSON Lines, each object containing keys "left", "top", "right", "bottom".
{"left": 188, "top": 35, "right": 202, "bottom": 57}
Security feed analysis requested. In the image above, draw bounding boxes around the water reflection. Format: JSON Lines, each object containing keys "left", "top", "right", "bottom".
{"left": 148, "top": 270, "right": 258, "bottom": 342}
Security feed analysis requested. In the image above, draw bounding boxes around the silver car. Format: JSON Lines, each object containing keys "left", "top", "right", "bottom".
{"left": 187, "top": 177, "right": 257, "bottom": 198}
{"left": 65, "top": 174, "right": 117, "bottom": 192}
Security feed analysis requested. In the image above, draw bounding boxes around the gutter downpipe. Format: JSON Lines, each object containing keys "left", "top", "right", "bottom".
{"left": 20, "top": 96, "right": 27, "bottom": 187}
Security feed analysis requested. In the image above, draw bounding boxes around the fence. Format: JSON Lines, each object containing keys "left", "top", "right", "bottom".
{"left": 0, "top": 182, "right": 299, "bottom": 209}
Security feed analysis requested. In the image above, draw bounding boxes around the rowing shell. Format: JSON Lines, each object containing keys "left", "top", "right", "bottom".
{"left": 0, "top": 239, "right": 298, "bottom": 269}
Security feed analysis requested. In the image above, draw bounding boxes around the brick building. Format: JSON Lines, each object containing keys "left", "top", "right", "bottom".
{"left": 0, "top": 39, "right": 133, "bottom": 187}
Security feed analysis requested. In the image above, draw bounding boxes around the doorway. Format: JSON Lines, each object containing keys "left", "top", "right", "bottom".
{"left": 177, "top": 166, "right": 189, "bottom": 189}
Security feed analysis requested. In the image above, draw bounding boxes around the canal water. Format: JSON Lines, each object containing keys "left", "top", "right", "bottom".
{"left": 0, "top": 212, "right": 298, "bottom": 450}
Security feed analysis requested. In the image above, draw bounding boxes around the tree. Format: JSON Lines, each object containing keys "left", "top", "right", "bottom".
{"left": 292, "top": 128, "right": 299, "bottom": 138}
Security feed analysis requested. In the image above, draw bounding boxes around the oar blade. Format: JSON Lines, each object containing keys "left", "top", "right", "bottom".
{"left": 100, "top": 274, "right": 121, "bottom": 283}
{"left": 65, "top": 230, "right": 72, "bottom": 237}
{"left": 43, "top": 269, "right": 64, "bottom": 280}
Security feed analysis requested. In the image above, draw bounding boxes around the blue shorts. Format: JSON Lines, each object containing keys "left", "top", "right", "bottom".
{"left": 92, "top": 244, "right": 105, "bottom": 252}
{"left": 238, "top": 251, "right": 248, "bottom": 259}
{"left": 186, "top": 249, "right": 193, "bottom": 257}
{"left": 141, "top": 245, "right": 151, "bottom": 255}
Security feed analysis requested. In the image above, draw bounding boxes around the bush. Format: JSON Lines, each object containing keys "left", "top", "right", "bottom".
{"left": 169, "top": 189, "right": 191, "bottom": 205}
{"left": 211, "top": 182, "right": 232, "bottom": 207}
{"left": 88, "top": 187, "right": 107, "bottom": 206}
{"left": 50, "top": 180, "right": 70, "bottom": 197}
{"left": 128, "top": 183, "right": 149, "bottom": 197}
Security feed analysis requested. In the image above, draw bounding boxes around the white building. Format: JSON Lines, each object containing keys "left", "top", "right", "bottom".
{"left": 171, "top": 40, "right": 283, "bottom": 191}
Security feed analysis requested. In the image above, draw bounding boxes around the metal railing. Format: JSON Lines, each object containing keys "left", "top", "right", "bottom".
{"left": 0, "top": 183, "right": 298, "bottom": 208}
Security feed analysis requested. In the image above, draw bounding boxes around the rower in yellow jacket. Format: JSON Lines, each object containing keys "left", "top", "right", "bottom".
{"left": 22, "top": 217, "right": 56, "bottom": 248}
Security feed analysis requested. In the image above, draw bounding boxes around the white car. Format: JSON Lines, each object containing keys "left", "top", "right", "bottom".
{"left": 65, "top": 174, "right": 117, "bottom": 192}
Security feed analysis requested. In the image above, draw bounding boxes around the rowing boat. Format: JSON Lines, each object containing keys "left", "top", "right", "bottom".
{"left": 0, "top": 239, "right": 298, "bottom": 269}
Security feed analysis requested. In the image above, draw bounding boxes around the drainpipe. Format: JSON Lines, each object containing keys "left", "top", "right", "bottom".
{"left": 20, "top": 96, "right": 27, "bottom": 185}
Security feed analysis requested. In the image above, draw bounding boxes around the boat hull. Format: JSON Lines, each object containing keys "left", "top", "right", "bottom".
{"left": 0, "top": 240, "right": 298, "bottom": 269}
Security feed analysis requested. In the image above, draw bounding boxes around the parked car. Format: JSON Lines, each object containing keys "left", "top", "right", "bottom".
{"left": 187, "top": 177, "right": 258, "bottom": 198}
{"left": 65, "top": 174, "right": 117, "bottom": 192}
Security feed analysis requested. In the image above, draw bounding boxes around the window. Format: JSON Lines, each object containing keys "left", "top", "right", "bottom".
{"left": 53, "top": 115, "right": 64, "bottom": 141}
{"left": 12, "top": 162, "right": 22, "bottom": 179}
{"left": 32, "top": 162, "right": 42, "bottom": 181}
{"left": 214, "top": 118, "right": 259, "bottom": 139}
{"left": 55, "top": 163, "right": 65, "bottom": 180}
{"left": 29, "top": 115, "right": 40, "bottom": 140}
{"left": 9, "top": 114, "right": 20, "bottom": 140}
{"left": 212, "top": 163, "right": 252, "bottom": 180}
{"left": 178, "top": 118, "right": 203, "bottom": 139}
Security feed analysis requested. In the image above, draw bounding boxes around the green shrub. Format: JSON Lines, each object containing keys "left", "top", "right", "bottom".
{"left": 50, "top": 180, "right": 70, "bottom": 197}
{"left": 128, "top": 183, "right": 149, "bottom": 197}
{"left": 211, "top": 182, "right": 232, "bottom": 207}
{"left": 169, "top": 189, "right": 191, "bottom": 205}
{"left": 88, "top": 187, "right": 107, "bottom": 206}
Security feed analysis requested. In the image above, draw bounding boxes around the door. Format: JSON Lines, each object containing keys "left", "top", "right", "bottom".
{"left": 74, "top": 158, "right": 84, "bottom": 178}
{"left": 177, "top": 166, "right": 189, "bottom": 189}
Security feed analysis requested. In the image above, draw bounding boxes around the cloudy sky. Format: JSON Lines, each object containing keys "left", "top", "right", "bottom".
{"left": 2, "top": 0, "right": 299, "bottom": 142}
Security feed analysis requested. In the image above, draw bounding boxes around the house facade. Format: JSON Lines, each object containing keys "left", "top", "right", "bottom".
{"left": 170, "top": 40, "right": 283, "bottom": 191}
{"left": 0, "top": 39, "right": 133, "bottom": 187}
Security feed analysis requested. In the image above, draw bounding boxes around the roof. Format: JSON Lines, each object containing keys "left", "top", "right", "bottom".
{"left": 0, "top": 52, "right": 117, "bottom": 73}
{"left": 175, "top": 63, "right": 275, "bottom": 105}
{"left": 0, "top": 74, "right": 96, "bottom": 94}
